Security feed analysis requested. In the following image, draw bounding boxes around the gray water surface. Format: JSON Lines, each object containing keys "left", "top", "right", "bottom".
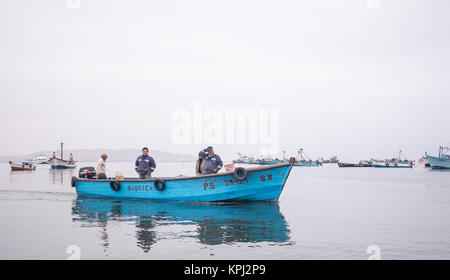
{"left": 0, "top": 162, "right": 449, "bottom": 259}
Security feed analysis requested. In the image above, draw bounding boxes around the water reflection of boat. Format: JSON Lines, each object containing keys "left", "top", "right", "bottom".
{"left": 71, "top": 198, "right": 291, "bottom": 250}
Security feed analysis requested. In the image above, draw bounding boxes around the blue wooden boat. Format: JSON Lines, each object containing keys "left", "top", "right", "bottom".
{"left": 72, "top": 161, "right": 294, "bottom": 202}
{"left": 426, "top": 146, "right": 450, "bottom": 169}
{"left": 72, "top": 198, "right": 290, "bottom": 245}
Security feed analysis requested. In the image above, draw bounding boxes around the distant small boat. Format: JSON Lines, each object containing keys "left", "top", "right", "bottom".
{"left": 293, "top": 161, "right": 321, "bottom": 167}
{"left": 49, "top": 158, "right": 77, "bottom": 169}
{"left": 426, "top": 146, "right": 450, "bottom": 169}
{"left": 232, "top": 153, "right": 257, "bottom": 164}
{"left": 32, "top": 156, "right": 49, "bottom": 164}
{"left": 338, "top": 161, "right": 372, "bottom": 168}
{"left": 49, "top": 142, "right": 76, "bottom": 169}
{"left": 320, "top": 156, "right": 340, "bottom": 164}
{"left": 9, "top": 161, "right": 36, "bottom": 171}
{"left": 372, "top": 161, "right": 413, "bottom": 168}
{"left": 418, "top": 156, "right": 430, "bottom": 168}
{"left": 291, "top": 148, "right": 322, "bottom": 167}
{"left": 372, "top": 150, "right": 414, "bottom": 168}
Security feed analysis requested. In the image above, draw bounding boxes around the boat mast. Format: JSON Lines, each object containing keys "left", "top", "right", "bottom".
{"left": 61, "top": 142, "right": 63, "bottom": 160}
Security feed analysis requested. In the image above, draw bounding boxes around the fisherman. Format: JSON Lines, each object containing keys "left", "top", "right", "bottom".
{"left": 135, "top": 147, "right": 156, "bottom": 179}
{"left": 198, "top": 146, "right": 223, "bottom": 175}
{"left": 96, "top": 153, "right": 108, "bottom": 179}
{"left": 195, "top": 153, "right": 205, "bottom": 176}
{"left": 69, "top": 153, "right": 74, "bottom": 163}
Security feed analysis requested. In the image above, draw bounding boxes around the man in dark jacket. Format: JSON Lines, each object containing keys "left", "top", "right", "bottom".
{"left": 135, "top": 147, "right": 156, "bottom": 179}
{"left": 198, "top": 146, "right": 223, "bottom": 175}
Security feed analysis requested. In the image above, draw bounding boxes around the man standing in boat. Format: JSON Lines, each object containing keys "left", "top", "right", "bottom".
{"left": 135, "top": 147, "right": 156, "bottom": 179}
{"left": 198, "top": 146, "right": 223, "bottom": 175}
{"left": 96, "top": 153, "right": 108, "bottom": 179}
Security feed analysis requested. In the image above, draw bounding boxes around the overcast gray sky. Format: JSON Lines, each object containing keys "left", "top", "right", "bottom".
{"left": 1, "top": 0, "right": 449, "bottom": 162}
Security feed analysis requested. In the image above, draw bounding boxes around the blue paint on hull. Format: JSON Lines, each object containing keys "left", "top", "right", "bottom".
{"left": 74, "top": 164, "right": 293, "bottom": 202}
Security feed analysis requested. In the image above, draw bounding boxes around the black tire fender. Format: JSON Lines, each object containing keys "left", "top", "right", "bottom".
{"left": 233, "top": 167, "right": 248, "bottom": 181}
{"left": 154, "top": 179, "right": 165, "bottom": 191}
{"left": 110, "top": 180, "right": 121, "bottom": 191}
{"left": 71, "top": 176, "right": 78, "bottom": 188}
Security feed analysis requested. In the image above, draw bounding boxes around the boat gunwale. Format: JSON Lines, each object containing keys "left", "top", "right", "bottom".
{"left": 75, "top": 162, "right": 292, "bottom": 183}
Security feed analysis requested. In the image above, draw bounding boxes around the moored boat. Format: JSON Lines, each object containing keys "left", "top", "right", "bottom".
{"left": 72, "top": 160, "right": 295, "bottom": 202}
{"left": 32, "top": 155, "right": 49, "bottom": 164}
{"left": 338, "top": 161, "right": 372, "bottom": 168}
{"left": 293, "top": 160, "right": 321, "bottom": 167}
{"left": 232, "top": 153, "right": 257, "bottom": 164}
{"left": 49, "top": 158, "right": 77, "bottom": 169}
{"left": 49, "top": 142, "right": 76, "bottom": 169}
{"left": 426, "top": 146, "right": 450, "bottom": 169}
{"left": 372, "top": 161, "right": 413, "bottom": 168}
{"left": 372, "top": 150, "right": 414, "bottom": 168}
{"left": 292, "top": 148, "right": 322, "bottom": 167}
{"left": 9, "top": 161, "right": 36, "bottom": 171}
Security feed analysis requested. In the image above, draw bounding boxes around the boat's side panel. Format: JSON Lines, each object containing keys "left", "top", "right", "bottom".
{"left": 427, "top": 156, "right": 450, "bottom": 169}
{"left": 75, "top": 165, "right": 293, "bottom": 202}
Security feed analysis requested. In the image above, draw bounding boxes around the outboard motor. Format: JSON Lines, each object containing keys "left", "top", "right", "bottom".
{"left": 79, "top": 166, "right": 96, "bottom": 179}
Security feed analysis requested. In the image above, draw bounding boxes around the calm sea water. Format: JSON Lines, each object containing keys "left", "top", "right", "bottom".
{"left": 0, "top": 161, "right": 449, "bottom": 260}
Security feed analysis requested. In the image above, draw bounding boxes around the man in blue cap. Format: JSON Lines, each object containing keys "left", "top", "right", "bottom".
{"left": 135, "top": 147, "right": 156, "bottom": 179}
{"left": 198, "top": 146, "right": 223, "bottom": 175}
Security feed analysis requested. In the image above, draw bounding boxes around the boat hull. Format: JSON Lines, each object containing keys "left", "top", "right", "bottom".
{"left": 9, "top": 162, "right": 36, "bottom": 171}
{"left": 49, "top": 158, "right": 77, "bottom": 169}
{"left": 338, "top": 163, "right": 372, "bottom": 167}
{"left": 427, "top": 155, "right": 450, "bottom": 169}
{"left": 73, "top": 163, "right": 293, "bottom": 202}
{"left": 372, "top": 162, "right": 413, "bottom": 168}
{"left": 293, "top": 161, "right": 321, "bottom": 167}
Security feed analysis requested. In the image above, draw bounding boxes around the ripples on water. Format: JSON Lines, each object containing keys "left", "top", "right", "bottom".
{"left": 0, "top": 162, "right": 450, "bottom": 259}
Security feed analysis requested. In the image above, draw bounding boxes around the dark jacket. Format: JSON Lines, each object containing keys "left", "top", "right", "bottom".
{"left": 135, "top": 155, "right": 156, "bottom": 175}
{"left": 199, "top": 150, "right": 223, "bottom": 175}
